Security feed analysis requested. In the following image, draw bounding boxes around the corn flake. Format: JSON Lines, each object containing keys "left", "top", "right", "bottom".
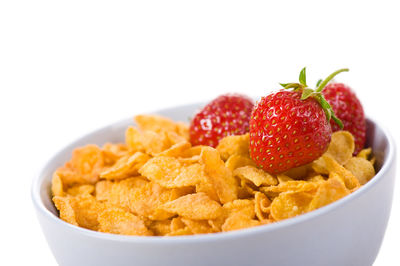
{"left": 234, "top": 166, "right": 278, "bottom": 187}
{"left": 100, "top": 152, "right": 150, "bottom": 180}
{"left": 254, "top": 192, "right": 271, "bottom": 221}
{"left": 270, "top": 191, "right": 314, "bottom": 221}
{"left": 148, "top": 220, "right": 172, "bottom": 236}
{"left": 157, "top": 141, "right": 191, "bottom": 157}
{"left": 308, "top": 172, "right": 350, "bottom": 211}
{"left": 52, "top": 172, "right": 65, "bottom": 197}
{"left": 181, "top": 218, "right": 216, "bottom": 234}
{"left": 57, "top": 145, "right": 104, "bottom": 187}
{"left": 125, "top": 126, "right": 172, "bottom": 155}
{"left": 261, "top": 180, "right": 319, "bottom": 194}
{"left": 323, "top": 155, "right": 360, "bottom": 190}
{"left": 195, "top": 179, "right": 220, "bottom": 202}
{"left": 139, "top": 156, "right": 204, "bottom": 188}
{"left": 102, "top": 143, "right": 128, "bottom": 166}
{"left": 66, "top": 184, "right": 95, "bottom": 196}
{"left": 312, "top": 131, "right": 355, "bottom": 174}
{"left": 283, "top": 164, "right": 312, "bottom": 179}
{"left": 239, "top": 179, "right": 258, "bottom": 196}
{"left": 220, "top": 199, "right": 259, "bottom": 231}
{"left": 357, "top": 148, "right": 372, "bottom": 160}
{"left": 344, "top": 157, "right": 375, "bottom": 185}
{"left": 95, "top": 177, "right": 148, "bottom": 212}
{"left": 223, "top": 199, "right": 255, "bottom": 218}
{"left": 166, "top": 227, "right": 193, "bottom": 236}
{"left": 217, "top": 134, "right": 250, "bottom": 161}
{"left": 326, "top": 131, "right": 355, "bottom": 164}
{"left": 181, "top": 145, "right": 205, "bottom": 157}
{"left": 221, "top": 213, "right": 261, "bottom": 232}
{"left": 200, "top": 147, "right": 238, "bottom": 204}
{"left": 53, "top": 196, "right": 78, "bottom": 226}
{"left": 306, "top": 175, "right": 325, "bottom": 183}
{"left": 225, "top": 154, "right": 257, "bottom": 171}
{"left": 160, "top": 192, "right": 223, "bottom": 220}
{"left": 277, "top": 174, "right": 295, "bottom": 184}
{"left": 129, "top": 182, "right": 190, "bottom": 220}
{"left": 54, "top": 194, "right": 103, "bottom": 230}
{"left": 98, "top": 207, "right": 153, "bottom": 236}
{"left": 134, "top": 114, "right": 189, "bottom": 140}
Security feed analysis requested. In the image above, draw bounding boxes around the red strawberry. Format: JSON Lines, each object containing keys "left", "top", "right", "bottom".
{"left": 250, "top": 68, "right": 348, "bottom": 173}
{"left": 190, "top": 94, "right": 254, "bottom": 147}
{"left": 322, "top": 83, "right": 366, "bottom": 154}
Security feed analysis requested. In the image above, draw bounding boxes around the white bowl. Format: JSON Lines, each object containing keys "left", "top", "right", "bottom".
{"left": 32, "top": 103, "right": 396, "bottom": 266}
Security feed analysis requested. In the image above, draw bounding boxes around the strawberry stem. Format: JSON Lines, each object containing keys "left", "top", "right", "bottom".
{"left": 316, "top": 68, "right": 349, "bottom": 92}
{"left": 278, "top": 67, "right": 348, "bottom": 130}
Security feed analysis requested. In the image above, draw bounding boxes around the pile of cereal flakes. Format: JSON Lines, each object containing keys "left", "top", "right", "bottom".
{"left": 52, "top": 115, "right": 375, "bottom": 236}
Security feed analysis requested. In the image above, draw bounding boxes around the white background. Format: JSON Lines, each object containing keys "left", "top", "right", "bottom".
{"left": 1, "top": 0, "right": 399, "bottom": 265}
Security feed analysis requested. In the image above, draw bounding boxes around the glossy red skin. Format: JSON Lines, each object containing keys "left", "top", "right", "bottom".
{"left": 249, "top": 90, "right": 332, "bottom": 173}
{"left": 189, "top": 94, "right": 254, "bottom": 147}
{"left": 323, "top": 83, "right": 366, "bottom": 154}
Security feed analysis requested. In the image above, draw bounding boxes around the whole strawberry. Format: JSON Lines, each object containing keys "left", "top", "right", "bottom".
{"left": 322, "top": 83, "right": 366, "bottom": 154}
{"left": 190, "top": 94, "right": 254, "bottom": 147}
{"left": 250, "top": 68, "right": 347, "bottom": 173}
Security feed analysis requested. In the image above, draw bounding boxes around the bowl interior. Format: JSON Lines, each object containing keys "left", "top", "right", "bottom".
{"left": 35, "top": 103, "right": 391, "bottom": 226}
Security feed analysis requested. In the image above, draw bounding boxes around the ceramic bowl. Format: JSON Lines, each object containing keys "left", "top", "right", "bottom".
{"left": 32, "top": 103, "right": 396, "bottom": 266}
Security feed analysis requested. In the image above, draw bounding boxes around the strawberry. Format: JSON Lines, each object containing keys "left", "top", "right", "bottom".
{"left": 249, "top": 68, "right": 348, "bottom": 173}
{"left": 189, "top": 94, "right": 254, "bottom": 147}
{"left": 322, "top": 83, "right": 366, "bottom": 154}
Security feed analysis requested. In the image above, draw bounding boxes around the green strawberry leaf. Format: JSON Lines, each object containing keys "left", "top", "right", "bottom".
{"left": 279, "top": 83, "right": 290, "bottom": 88}
{"left": 300, "top": 88, "right": 314, "bottom": 100}
{"left": 282, "top": 83, "right": 301, "bottom": 90}
{"left": 317, "top": 95, "right": 343, "bottom": 128}
{"left": 316, "top": 79, "right": 322, "bottom": 87}
{"left": 331, "top": 113, "right": 344, "bottom": 129}
{"left": 299, "top": 67, "right": 307, "bottom": 86}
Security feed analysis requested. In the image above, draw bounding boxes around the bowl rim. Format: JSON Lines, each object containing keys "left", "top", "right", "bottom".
{"left": 31, "top": 103, "right": 396, "bottom": 244}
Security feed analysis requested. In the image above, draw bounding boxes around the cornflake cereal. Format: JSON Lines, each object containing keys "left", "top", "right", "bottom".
{"left": 52, "top": 116, "right": 376, "bottom": 236}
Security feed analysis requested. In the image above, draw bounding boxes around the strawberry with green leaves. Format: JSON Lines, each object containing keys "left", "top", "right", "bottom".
{"left": 249, "top": 68, "right": 348, "bottom": 173}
